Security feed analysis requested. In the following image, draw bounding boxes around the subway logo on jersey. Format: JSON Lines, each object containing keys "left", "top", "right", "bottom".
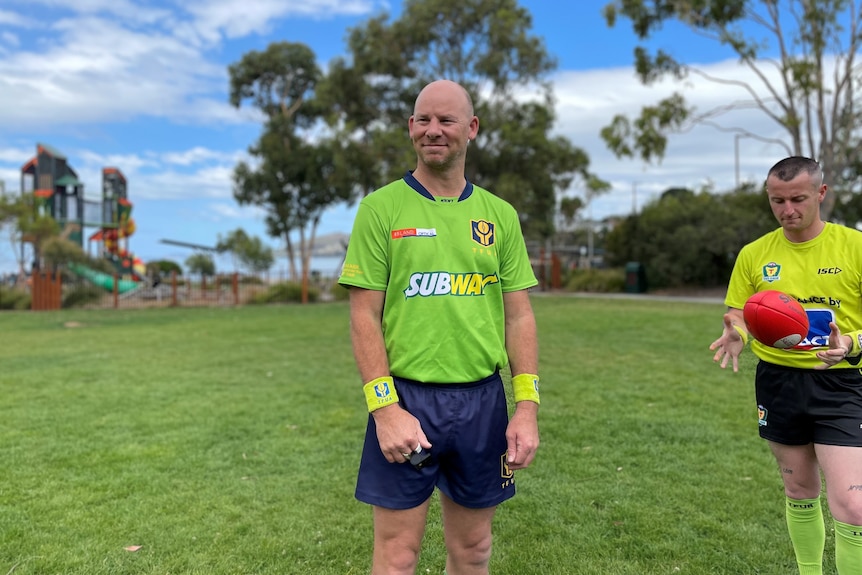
{"left": 404, "top": 271, "right": 499, "bottom": 298}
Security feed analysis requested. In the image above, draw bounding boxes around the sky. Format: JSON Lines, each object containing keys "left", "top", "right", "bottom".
{"left": 0, "top": 0, "right": 798, "bottom": 275}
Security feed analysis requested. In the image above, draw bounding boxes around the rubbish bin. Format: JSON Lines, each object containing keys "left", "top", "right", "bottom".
{"left": 624, "top": 262, "right": 647, "bottom": 294}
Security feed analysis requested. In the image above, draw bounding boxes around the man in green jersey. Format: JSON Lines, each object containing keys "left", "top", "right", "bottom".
{"left": 711, "top": 156, "right": 862, "bottom": 575}
{"left": 338, "top": 79, "right": 540, "bottom": 574}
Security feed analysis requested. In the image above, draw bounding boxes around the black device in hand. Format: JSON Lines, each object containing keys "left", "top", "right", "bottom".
{"left": 409, "top": 446, "right": 431, "bottom": 469}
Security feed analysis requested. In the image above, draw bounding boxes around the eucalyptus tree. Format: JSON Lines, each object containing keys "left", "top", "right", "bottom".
{"left": 601, "top": 0, "right": 862, "bottom": 219}
{"left": 215, "top": 228, "right": 274, "bottom": 274}
{"left": 315, "top": 0, "right": 606, "bottom": 240}
{"left": 229, "top": 42, "right": 353, "bottom": 303}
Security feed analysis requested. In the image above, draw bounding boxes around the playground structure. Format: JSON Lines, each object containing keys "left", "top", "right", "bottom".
{"left": 20, "top": 143, "right": 146, "bottom": 284}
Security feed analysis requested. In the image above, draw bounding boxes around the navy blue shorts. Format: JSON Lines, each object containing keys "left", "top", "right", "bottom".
{"left": 355, "top": 372, "right": 516, "bottom": 510}
{"left": 755, "top": 361, "right": 862, "bottom": 446}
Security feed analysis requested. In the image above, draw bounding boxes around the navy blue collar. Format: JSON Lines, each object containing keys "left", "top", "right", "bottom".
{"left": 403, "top": 170, "right": 474, "bottom": 202}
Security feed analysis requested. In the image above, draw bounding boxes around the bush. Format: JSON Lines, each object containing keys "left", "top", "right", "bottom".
{"left": 149, "top": 259, "right": 183, "bottom": 276}
{"left": 248, "top": 281, "right": 319, "bottom": 304}
{"left": 0, "top": 285, "right": 30, "bottom": 310}
{"left": 330, "top": 282, "right": 350, "bottom": 301}
{"left": 62, "top": 285, "right": 104, "bottom": 308}
{"left": 239, "top": 275, "right": 264, "bottom": 285}
{"left": 565, "top": 267, "right": 626, "bottom": 293}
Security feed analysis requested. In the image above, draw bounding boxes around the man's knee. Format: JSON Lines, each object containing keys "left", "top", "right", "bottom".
{"left": 445, "top": 531, "right": 493, "bottom": 570}
{"left": 373, "top": 547, "right": 421, "bottom": 574}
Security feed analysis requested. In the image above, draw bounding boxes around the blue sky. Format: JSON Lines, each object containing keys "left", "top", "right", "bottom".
{"left": 0, "top": 1, "right": 792, "bottom": 275}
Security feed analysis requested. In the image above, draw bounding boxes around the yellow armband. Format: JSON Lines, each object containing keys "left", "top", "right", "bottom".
{"left": 733, "top": 324, "right": 749, "bottom": 346}
{"left": 363, "top": 376, "right": 399, "bottom": 412}
{"left": 512, "top": 373, "right": 540, "bottom": 405}
{"left": 846, "top": 331, "right": 862, "bottom": 358}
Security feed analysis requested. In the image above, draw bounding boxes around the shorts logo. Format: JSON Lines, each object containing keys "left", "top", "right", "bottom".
{"left": 471, "top": 220, "right": 495, "bottom": 247}
{"left": 762, "top": 262, "right": 781, "bottom": 283}
{"left": 500, "top": 453, "right": 514, "bottom": 480}
{"left": 758, "top": 404, "right": 768, "bottom": 427}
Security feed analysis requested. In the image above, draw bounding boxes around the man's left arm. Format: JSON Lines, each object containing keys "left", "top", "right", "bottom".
{"left": 503, "top": 289, "right": 539, "bottom": 470}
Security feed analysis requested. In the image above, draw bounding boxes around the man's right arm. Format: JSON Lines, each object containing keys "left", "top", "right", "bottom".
{"left": 348, "top": 286, "right": 389, "bottom": 382}
{"left": 348, "top": 287, "right": 431, "bottom": 462}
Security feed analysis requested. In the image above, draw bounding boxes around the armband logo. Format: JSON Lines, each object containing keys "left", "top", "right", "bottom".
{"left": 374, "top": 381, "right": 392, "bottom": 398}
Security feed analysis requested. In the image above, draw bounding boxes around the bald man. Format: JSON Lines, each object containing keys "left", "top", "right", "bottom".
{"left": 339, "top": 79, "right": 541, "bottom": 575}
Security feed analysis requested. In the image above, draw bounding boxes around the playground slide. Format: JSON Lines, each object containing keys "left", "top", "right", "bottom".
{"left": 69, "top": 263, "right": 141, "bottom": 294}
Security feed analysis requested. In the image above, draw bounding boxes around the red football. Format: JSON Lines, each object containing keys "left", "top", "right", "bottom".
{"left": 743, "top": 290, "right": 809, "bottom": 349}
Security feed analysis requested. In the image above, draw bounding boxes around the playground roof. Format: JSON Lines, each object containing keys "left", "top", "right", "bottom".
{"left": 55, "top": 174, "right": 82, "bottom": 187}
{"left": 37, "top": 142, "right": 66, "bottom": 159}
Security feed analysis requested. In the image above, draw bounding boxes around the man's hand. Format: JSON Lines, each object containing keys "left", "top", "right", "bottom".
{"left": 505, "top": 401, "right": 539, "bottom": 470}
{"left": 371, "top": 404, "right": 432, "bottom": 464}
{"left": 710, "top": 312, "right": 746, "bottom": 372}
{"left": 814, "top": 321, "right": 849, "bottom": 370}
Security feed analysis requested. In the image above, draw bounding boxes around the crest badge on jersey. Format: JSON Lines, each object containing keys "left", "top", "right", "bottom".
{"left": 471, "top": 220, "right": 495, "bottom": 247}
{"left": 762, "top": 261, "right": 781, "bottom": 283}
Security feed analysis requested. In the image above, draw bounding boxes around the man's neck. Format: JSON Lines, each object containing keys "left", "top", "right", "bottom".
{"left": 412, "top": 166, "right": 465, "bottom": 197}
{"left": 784, "top": 220, "right": 826, "bottom": 243}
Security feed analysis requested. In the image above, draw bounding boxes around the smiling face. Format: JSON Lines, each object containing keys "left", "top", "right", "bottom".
{"left": 765, "top": 169, "right": 826, "bottom": 242}
{"left": 408, "top": 80, "right": 478, "bottom": 175}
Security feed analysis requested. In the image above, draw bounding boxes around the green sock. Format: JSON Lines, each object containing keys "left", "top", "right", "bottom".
{"left": 786, "top": 497, "right": 825, "bottom": 575}
{"left": 834, "top": 519, "right": 862, "bottom": 575}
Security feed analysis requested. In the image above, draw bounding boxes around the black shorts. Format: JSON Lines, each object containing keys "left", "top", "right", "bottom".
{"left": 755, "top": 361, "right": 862, "bottom": 446}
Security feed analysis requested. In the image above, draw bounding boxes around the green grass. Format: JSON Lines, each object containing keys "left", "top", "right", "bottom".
{"left": 0, "top": 297, "right": 833, "bottom": 574}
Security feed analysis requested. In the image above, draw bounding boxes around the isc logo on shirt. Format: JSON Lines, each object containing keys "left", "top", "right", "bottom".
{"left": 404, "top": 272, "right": 499, "bottom": 297}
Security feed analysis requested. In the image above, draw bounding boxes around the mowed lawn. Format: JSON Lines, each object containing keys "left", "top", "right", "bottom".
{"left": 0, "top": 296, "right": 822, "bottom": 574}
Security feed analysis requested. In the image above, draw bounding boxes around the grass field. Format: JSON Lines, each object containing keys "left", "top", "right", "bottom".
{"left": 0, "top": 296, "right": 835, "bottom": 574}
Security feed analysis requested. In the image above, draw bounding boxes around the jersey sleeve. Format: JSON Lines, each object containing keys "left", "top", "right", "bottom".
{"left": 497, "top": 204, "right": 538, "bottom": 292}
{"left": 725, "top": 245, "right": 757, "bottom": 310}
{"left": 338, "top": 200, "right": 390, "bottom": 291}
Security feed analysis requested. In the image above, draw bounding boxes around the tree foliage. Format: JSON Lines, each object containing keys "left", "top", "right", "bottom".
{"left": 230, "top": 41, "right": 351, "bottom": 303}
{"left": 314, "top": 0, "right": 605, "bottom": 239}
{"left": 185, "top": 253, "right": 215, "bottom": 276}
{"left": 605, "top": 184, "right": 776, "bottom": 289}
{"left": 216, "top": 228, "right": 274, "bottom": 273}
{"left": 3, "top": 192, "right": 60, "bottom": 272}
{"left": 601, "top": 0, "right": 862, "bottom": 219}
{"left": 41, "top": 237, "right": 88, "bottom": 269}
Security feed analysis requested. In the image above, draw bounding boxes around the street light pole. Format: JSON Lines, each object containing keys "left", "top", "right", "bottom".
{"left": 734, "top": 133, "right": 742, "bottom": 188}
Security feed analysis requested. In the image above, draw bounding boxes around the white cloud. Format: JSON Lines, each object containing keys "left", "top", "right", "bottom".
{"left": 0, "top": 31, "right": 19, "bottom": 49}
{"left": 545, "top": 58, "right": 811, "bottom": 219}
{"left": 208, "top": 202, "right": 265, "bottom": 220}
{"left": 0, "top": 9, "right": 30, "bottom": 27}
{"left": 161, "top": 147, "right": 241, "bottom": 166}
{"left": 0, "top": 16, "right": 225, "bottom": 129}
{"left": 179, "top": 0, "right": 381, "bottom": 43}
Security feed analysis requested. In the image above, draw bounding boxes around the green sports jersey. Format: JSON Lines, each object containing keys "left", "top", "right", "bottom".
{"left": 338, "top": 172, "right": 538, "bottom": 383}
{"left": 725, "top": 222, "right": 862, "bottom": 368}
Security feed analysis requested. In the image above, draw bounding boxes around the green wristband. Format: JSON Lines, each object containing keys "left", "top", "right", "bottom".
{"left": 512, "top": 373, "right": 540, "bottom": 405}
{"left": 363, "top": 376, "right": 399, "bottom": 412}
{"left": 846, "top": 330, "right": 862, "bottom": 357}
